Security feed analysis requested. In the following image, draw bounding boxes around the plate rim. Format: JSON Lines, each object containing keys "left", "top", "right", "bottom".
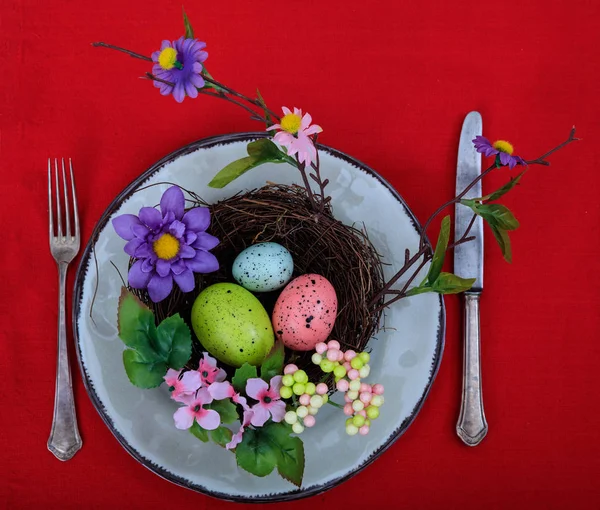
{"left": 72, "top": 132, "right": 446, "bottom": 503}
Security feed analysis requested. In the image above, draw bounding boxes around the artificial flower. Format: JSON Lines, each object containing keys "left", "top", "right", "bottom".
{"left": 245, "top": 376, "right": 286, "bottom": 427}
{"left": 197, "top": 353, "right": 227, "bottom": 386}
{"left": 226, "top": 409, "right": 254, "bottom": 450}
{"left": 164, "top": 369, "right": 202, "bottom": 403}
{"left": 267, "top": 107, "right": 323, "bottom": 167}
{"left": 112, "top": 186, "right": 219, "bottom": 302}
{"left": 208, "top": 380, "right": 248, "bottom": 410}
{"left": 151, "top": 37, "right": 208, "bottom": 103}
{"left": 473, "top": 136, "right": 526, "bottom": 169}
{"left": 173, "top": 388, "right": 220, "bottom": 430}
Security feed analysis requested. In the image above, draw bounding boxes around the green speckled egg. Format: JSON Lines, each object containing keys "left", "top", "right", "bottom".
{"left": 191, "top": 283, "right": 274, "bottom": 367}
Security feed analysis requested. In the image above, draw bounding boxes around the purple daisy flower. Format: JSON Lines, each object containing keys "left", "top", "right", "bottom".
{"left": 151, "top": 37, "right": 208, "bottom": 103}
{"left": 112, "top": 186, "right": 219, "bottom": 302}
{"left": 472, "top": 136, "right": 527, "bottom": 169}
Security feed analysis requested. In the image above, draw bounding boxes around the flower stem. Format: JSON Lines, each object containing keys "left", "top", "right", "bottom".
{"left": 92, "top": 42, "right": 152, "bottom": 61}
{"left": 326, "top": 400, "right": 345, "bottom": 410}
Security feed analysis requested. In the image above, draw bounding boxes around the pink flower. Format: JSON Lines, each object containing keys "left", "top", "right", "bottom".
{"left": 226, "top": 409, "right": 254, "bottom": 450}
{"left": 173, "top": 387, "right": 220, "bottom": 431}
{"left": 267, "top": 106, "right": 323, "bottom": 167}
{"left": 245, "top": 376, "right": 286, "bottom": 427}
{"left": 197, "top": 353, "right": 227, "bottom": 386}
{"left": 208, "top": 381, "right": 248, "bottom": 410}
{"left": 164, "top": 369, "right": 202, "bottom": 403}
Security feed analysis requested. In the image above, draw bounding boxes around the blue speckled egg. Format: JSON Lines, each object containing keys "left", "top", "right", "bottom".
{"left": 232, "top": 242, "right": 294, "bottom": 293}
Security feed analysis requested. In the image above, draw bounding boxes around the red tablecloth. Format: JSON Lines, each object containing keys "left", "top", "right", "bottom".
{"left": 3, "top": 0, "right": 600, "bottom": 508}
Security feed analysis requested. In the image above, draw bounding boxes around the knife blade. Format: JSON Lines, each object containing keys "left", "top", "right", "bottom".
{"left": 454, "top": 111, "right": 488, "bottom": 446}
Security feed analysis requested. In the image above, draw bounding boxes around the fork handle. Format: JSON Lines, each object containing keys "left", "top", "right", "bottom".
{"left": 48, "top": 261, "right": 82, "bottom": 461}
{"left": 456, "top": 292, "right": 488, "bottom": 446}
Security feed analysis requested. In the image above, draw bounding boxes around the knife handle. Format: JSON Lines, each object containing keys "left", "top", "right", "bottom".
{"left": 456, "top": 292, "right": 488, "bottom": 446}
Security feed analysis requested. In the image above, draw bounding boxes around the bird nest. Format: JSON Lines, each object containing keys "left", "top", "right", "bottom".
{"left": 133, "top": 183, "right": 386, "bottom": 380}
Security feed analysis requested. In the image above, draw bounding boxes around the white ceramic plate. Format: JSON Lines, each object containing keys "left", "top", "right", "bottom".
{"left": 74, "top": 133, "right": 444, "bottom": 502}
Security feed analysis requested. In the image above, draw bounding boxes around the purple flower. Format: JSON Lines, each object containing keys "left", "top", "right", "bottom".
{"left": 473, "top": 136, "right": 526, "bottom": 169}
{"left": 112, "top": 186, "right": 219, "bottom": 303}
{"left": 173, "top": 388, "right": 220, "bottom": 430}
{"left": 245, "top": 376, "right": 286, "bottom": 427}
{"left": 151, "top": 37, "right": 208, "bottom": 103}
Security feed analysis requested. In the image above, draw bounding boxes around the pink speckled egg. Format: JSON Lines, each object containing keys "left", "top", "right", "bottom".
{"left": 272, "top": 274, "right": 338, "bottom": 351}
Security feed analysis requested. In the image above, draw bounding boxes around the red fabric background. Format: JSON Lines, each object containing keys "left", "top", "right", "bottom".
{"left": 2, "top": 0, "right": 599, "bottom": 508}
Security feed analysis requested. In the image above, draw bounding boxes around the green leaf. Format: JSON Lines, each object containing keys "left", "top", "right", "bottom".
{"left": 260, "top": 341, "right": 285, "bottom": 381}
{"left": 209, "top": 426, "right": 233, "bottom": 448}
{"left": 182, "top": 7, "right": 194, "bottom": 39}
{"left": 256, "top": 88, "right": 271, "bottom": 125}
{"left": 490, "top": 224, "right": 513, "bottom": 263}
{"left": 232, "top": 363, "right": 257, "bottom": 392}
{"left": 122, "top": 349, "right": 167, "bottom": 388}
{"left": 267, "top": 423, "right": 305, "bottom": 487}
{"left": 406, "top": 285, "right": 433, "bottom": 297}
{"left": 484, "top": 170, "right": 526, "bottom": 201}
{"left": 190, "top": 421, "right": 209, "bottom": 442}
{"left": 207, "top": 399, "right": 239, "bottom": 425}
{"left": 117, "top": 288, "right": 159, "bottom": 361}
{"left": 427, "top": 215, "right": 450, "bottom": 285}
{"left": 246, "top": 138, "right": 284, "bottom": 159}
{"left": 431, "top": 272, "right": 476, "bottom": 294}
{"left": 235, "top": 428, "right": 278, "bottom": 477}
{"left": 156, "top": 314, "right": 192, "bottom": 370}
{"left": 474, "top": 203, "right": 520, "bottom": 231}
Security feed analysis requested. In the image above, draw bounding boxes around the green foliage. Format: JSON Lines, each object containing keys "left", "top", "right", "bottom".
{"left": 427, "top": 215, "right": 450, "bottom": 285}
{"left": 483, "top": 170, "right": 526, "bottom": 202}
{"left": 182, "top": 7, "right": 194, "bottom": 39}
{"left": 190, "top": 421, "right": 209, "bottom": 442}
{"left": 232, "top": 363, "right": 257, "bottom": 392}
{"left": 260, "top": 341, "right": 285, "bottom": 382}
{"left": 431, "top": 272, "right": 476, "bottom": 294}
{"left": 207, "top": 399, "right": 239, "bottom": 425}
{"left": 209, "top": 426, "right": 234, "bottom": 448}
{"left": 208, "top": 139, "right": 291, "bottom": 188}
{"left": 235, "top": 422, "right": 305, "bottom": 486}
{"left": 117, "top": 288, "right": 192, "bottom": 388}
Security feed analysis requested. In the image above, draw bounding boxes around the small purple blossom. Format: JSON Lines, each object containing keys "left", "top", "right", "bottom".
{"left": 197, "top": 353, "right": 227, "bottom": 386}
{"left": 112, "top": 186, "right": 219, "bottom": 303}
{"left": 473, "top": 136, "right": 526, "bottom": 169}
{"left": 173, "top": 388, "right": 220, "bottom": 430}
{"left": 164, "top": 369, "right": 202, "bottom": 403}
{"left": 245, "top": 376, "right": 286, "bottom": 427}
{"left": 208, "top": 380, "right": 249, "bottom": 410}
{"left": 151, "top": 37, "right": 208, "bottom": 103}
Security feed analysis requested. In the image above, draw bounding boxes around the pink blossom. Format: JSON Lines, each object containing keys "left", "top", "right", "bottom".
{"left": 164, "top": 369, "right": 202, "bottom": 403}
{"left": 226, "top": 409, "right": 254, "bottom": 450}
{"left": 208, "top": 381, "right": 249, "bottom": 410}
{"left": 267, "top": 106, "right": 323, "bottom": 167}
{"left": 173, "top": 387, "right": 220, "bottom": 431}
{"left": 197, "top": 353, "right": 227, "bottom": 386}
{"left": 245, "top": 376, "right": 286, "bottom": 427}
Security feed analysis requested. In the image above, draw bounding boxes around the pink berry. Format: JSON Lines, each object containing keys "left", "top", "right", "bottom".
{"left": 344, "top": 350, "right": 357, "bottom": 361}
{"left": 360, "top": 383, "right": 371, "bottom": 393}
{"left": 358, "top": 410, "right": 367, "bottom": 417}
{"left": 337, "top": 350, "right": 345, "bottom": 362}
{"left": 337, "top": 379, "right": 350, "bottom": 392}
{"left": 299, "top": 394, "right": 311, "bottom": 406}
{"left": 303, "top": 415, "right": 316, "bottom": 427}
{"left": 327, "top": 340, "right": 341, "bottom": 350}
{"left": 360, "top": 392, "right": 373, "bottom": 404}
{"left": 315, "top": 342, "right": 328, "bottom": 354}
{"left": 284, "top": 364, "right": 298, "bottom": 375}
{"left": 316, "top": 383, "right": 328, "bottom": 395}
{"left": 359, "top": 425, "right": 370, "bottom": 435}
{"left": 343, "top": 362, "right": 352, "bottom": 371}
{"left": 344, "top": 394, "right": 353, "bottom": 403}
{"left": 372, "top": 384, "right": 385, "bottom": 395}
{"left": 327, "top": 349, "right": 339, "bottom": 361}
{"left": 348, "top": 369, "right": 360, "bottom": 380}
{"left": 343, "top": 403, "right": 354, "bottom": 416}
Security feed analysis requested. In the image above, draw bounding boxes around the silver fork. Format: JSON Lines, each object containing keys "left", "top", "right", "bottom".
{"left": 47, "top": 158, "right": 83, "bottom": 461}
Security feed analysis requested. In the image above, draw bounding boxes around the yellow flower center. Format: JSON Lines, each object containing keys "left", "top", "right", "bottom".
{"left": 153, "top": 233, "right": 180, "bottom": 260}
{"left": 280, "top": 113, "right": 302, "bottom": 134}
{"left": 492, "top": 140, "right": 514, "bottom": 155}
{"left": 158, "top": 47, "right": 178, "bottom": 70}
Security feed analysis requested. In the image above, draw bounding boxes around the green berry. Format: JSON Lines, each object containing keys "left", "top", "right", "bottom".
{"left": 292, "top": 422, "right": 305, "bottom": 434}
{"left": 282, "top": 374, "right": 295, "bottom": 387}
{"left": 366, "top": 405, "right": 380, "bottom": 420}
{"left": 334, "top": 365, "right": 347, "bottom": 378}
{"left": 320, "top": 359, "right": 334, "bottom": 373}
{"left": 305, "top": 382, "right": 316, "bottom": 395}
{"left": 346, "top": 424, "right": 359, "bottom": 436}
{"left": 365, "top": 418, "right": 371, "bottom": 427}
{"left": 284, "top": 411, "right": 298, "bottom": 424}
{"left": 350, "top": 357, "right": 364, "bottom": 370}
{"left": 353, "top": 415, "right": 366, "bottom": 427}
{"left": 322, "top": 394, "right": 328, "bottom": 404}
{"left": 296, "top": 406, "right": 308, "bottom": 418}
{"left": 293, "top": 370, "right": 308, "bottom": 384}
{"left": 349, "top": 379, "right": 361, "bottom": 392}
{"left": 371, "top": 395, "right": 384, "bottom": 407}
{"left": 346, "top": 417, "right": 354, "bottom": 427}
{"left": 308, "top": 405, "right": 319, "bottom": 415}
{"left": 352, "top": 400, "right": 365, "bottom": 412}
{"left": 293, "top": 382, "right": 306, "bottom": 396}
{"left": 359, "top": 365, "right": 370, "bottom": 378}
{"left": 310, "top": 395, "right": 323, "bottom": 409}
{"left": 311, "top": 353, "right": 323, "bottom": 365}
{"left": 347, "top": 390, "right": 359, "bottom": 400}
{"left": 280, "top": 386, "right": 293, "bottom": 399}
{"left": 359, "top": 352, "right": 371, "bottom": 364}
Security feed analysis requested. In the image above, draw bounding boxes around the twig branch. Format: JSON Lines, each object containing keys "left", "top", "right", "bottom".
{"left": 92, "top": 42, "right": 153, "bottom": 61}
{"left": 524, "top": 126, "right": 580, "bottom": 166}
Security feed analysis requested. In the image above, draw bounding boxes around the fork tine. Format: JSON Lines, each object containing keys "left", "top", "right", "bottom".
{"left": 61, "top": 158, "right": 71, "bottom": 239}
{"left": 54, "top": 158, "right": 63, "bottom": 239}
{"left": 69, "top": 159, "right": 80, "bottom": 241}
{"left": 48, "top": 159, "right": 54, "bottom": 238}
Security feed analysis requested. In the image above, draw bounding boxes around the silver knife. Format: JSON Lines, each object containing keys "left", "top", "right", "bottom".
{"left": 454, "top": 111, "right": 488, "bottom": 446}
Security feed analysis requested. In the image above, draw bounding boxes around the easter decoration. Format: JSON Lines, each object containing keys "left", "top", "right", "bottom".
{"left": 96, "top": 10, "right": 578, "bottom": 489}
